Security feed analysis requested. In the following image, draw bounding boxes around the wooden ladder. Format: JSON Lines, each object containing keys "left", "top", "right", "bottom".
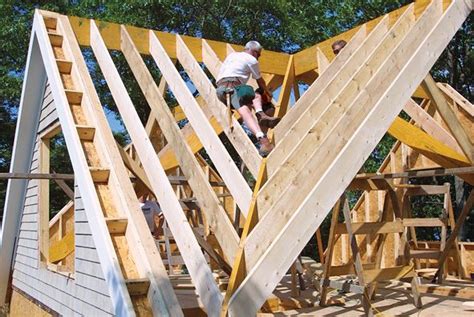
{"left": 42, "top": 15, "right": 152, "bottom": 315}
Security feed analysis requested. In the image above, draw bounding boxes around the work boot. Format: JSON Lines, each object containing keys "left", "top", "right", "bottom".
{"left": 256, "top": 111, "right": 280, "bottom": 128}
{"left": 258, "top": 136, "right": 274, "bottom": 157}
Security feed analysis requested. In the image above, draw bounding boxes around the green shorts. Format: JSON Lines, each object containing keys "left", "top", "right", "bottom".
{"left": 216, "top": 84, "right": 255, "bottom": 109}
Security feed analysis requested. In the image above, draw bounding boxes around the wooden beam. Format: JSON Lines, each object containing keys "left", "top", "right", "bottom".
{"left": 433, "top": 190, "right": 474, "bottom": 283}
{"left": 273, "top": 24, "right": 367, "bottom": 143}
{"left": 58, "top": 11, "right": 290, "bottom": 75}
{"left": 403, "top": 98, "right": 461, "bottom": 153}
{"left": 363, "top": 265, "right": 415, "bottom": 284}
{"left": 316, "top": 47, "right": 330, "bottom": 74}
{"left": 201, "top": 39, "right": 222, "bottom": 79}
{"left": 400, "top": 184, "right": 449, "bottom": 196}
{"left": 90, "top": 20, "right": 220, "bottom": 315}
{"left": 122, "top": 27, "right": 239, "bottom": 264}
{"left": 269, "top": 13, "right": 395, "bottom": 173}
{"left": 59, "top": 13, "right": 184, "bottom": 315}
{"left": 149, "top": 30, "right": 252, "bottom": 213}
{"left": 0, "top": 172, "right": 74, "bottom": 180}
{"left": 292, "top": 0, "right": 451, "bottom": 76}
{"left": 105, "top": 217, "right": 129, "bottom": 234}
{"left": 260, "top": 9, "right": 412, "bottom": 216}
{"left": 48, "top": 231, "right": 74, "bottom": 263}
{"left": 421, "top": 74, "right": 473, "bottom": 162}
{"left": 192, "top": 228, "right": 232, "bottom": 276}
{"left": 34, "top": 12, "right": 136, "bottom": 314}
{"left": 273, "top": 55, "right": 295, "bottom": 119}
{"left": 388, "top": 116, "right": 470, "bottom": 166}
{"left": 177, "top": 35, "right": 261, "bottom": 178}
{"left": 53, "top": 178, "right": 74, "bottom": 200}
{"left": 410, "top": 250, "right": 441, "bottom": 259}
{"left": 335, "top": 220, "right": 404, "bottom": 235}
{"left": 402, "top": 218, "right": 447, "bottom": 227}
{"left": 221, "top": 160, "right": 268, "bottom": 316}
{"left": 415, "top": 283, "right": 474, "bottom": 300}
{"left": 227, "top": 1, "right": 471, "bottom": 313}
{"left": 126, "top": 278, "right": 151, "bottom": 296}
{"left": 437, "top": 82, "right": 474, "bottom": 116}
{"left": 273, "top": 4, "right": 415, "bottom": 170}
{"left": 354, "top": 166, "right": 474, "bottom": 180}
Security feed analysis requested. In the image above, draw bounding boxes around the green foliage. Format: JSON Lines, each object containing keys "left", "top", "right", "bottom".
{"left": 49, "top": 133, "right": 74, "bottom": 217}
{"left": 0, "top": 1, "right": 472, "bottom": 255}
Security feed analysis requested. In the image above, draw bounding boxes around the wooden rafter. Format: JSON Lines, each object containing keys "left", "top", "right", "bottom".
{"left": 121, "top": 26, "right": 239, "bottom": 265}
{"left": 90, "top": 19, "right": 220, "bottom": 315}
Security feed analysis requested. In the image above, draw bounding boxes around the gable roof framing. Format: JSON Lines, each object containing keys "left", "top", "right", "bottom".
{"left": 1, "top": 0, "right": 472, "bottom": 316}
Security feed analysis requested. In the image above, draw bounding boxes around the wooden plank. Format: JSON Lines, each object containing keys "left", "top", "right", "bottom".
{"left": 341, "top": 198, "right": 371, "bottom": 314}
{"left": 149, "top": 30, "right": 252, "bottom": 213}
{"left": 76, "top": 125, "right": 95, "bottom": 141}
{"left": 268, "top": 13, "right": 395, "bottom": 174}
{"left": 227, "top": 1, "right": 471, "bottom": 313}
{"left": 43, "top": 16, "right": 57, "bottom": 30}
{"left": 48, "top": 33, "right": 63, "bottom": 46}
{"left": 89, "top": 168, "right": 110, "bottom": 183}
{"left": 292, "top": 0, "right": 451, "bottom": 76}
{"left": 56, "top": 59, "right": 72, "bottom": 74}
{"left": 363, "top": 265, "right": 415, "bottom": 284}
{"left": 421, "top": 74, "right": 473, "bottom": 162}
{"left": 38, "top": 138, "right": 50, "bottom": 264}
{"left": 433, "top": 190, "right": 474, "bottom": 283}
{"left": 176, "top": 35, "right": 261, "bottom": 178}
{"left": 64, "top": 89, "right": 82, "bottom": 104}
{"left": 221, "top": 160, "right": 268, "bottom": 316}
{"left": 354, "top": 166, "right": 474, "bottom": 180}
{"left": 48, "top": 231, "right": 74, "bottom": 263}
{"left": 260, "top": 8, "right": 413, "bottom": 218}
{"left": 328, "top": 263, "right": 377, "bottom": 277}
{"left": 415, "top": 284, "right": 474, "bottom": 299}
{"left": 437, "top": 82, "right": 474, "bottom": 116}
{"left": 388, "top": 117, "right": 470, "bottom": 166}
{"left": 402, "top": 218, "right": 447, "bottom": 227}
{"left": 201, "top": 39, "right": 222, "bottom": 79}
{"left": 400, "top": 184, "right": 450, "bottom": 196}
{"left": 403, "top": 98, "right": 461, "bottom": 153}
{"left": 105, "top": 217, "right": 128, "bottom": 234}
{"left": 273, "top": 24, "right": 367, "bottom": 143}
{"left": 90, "top": 20, "right": 219, "bottom": 316}
{"left": 121, "top": 27, "right": 239, "bottom": 264}
{"left": 59, "top": 14, "right": 183, "bottom": 316}
{"left": 273, "top": 55, "right": 295, "bottom": 120}
{"left": 0, "top": 172, "right": 74, "bottom": 180}
{"left": 410, "top": 250, "right": 441, "bottom": 259}
{"left": 126, "top": 278, "right": 150, "bottom": 296}
{"left": 60, "top": 11, "right": 290, "bottom": 75}
{"left": 319, "top": 199, "right": 342, "bottom": 305}
{"left": 335, "top": 220, "right": 404, "bottom": 235}
{"left": 316, "top": 47, "right": 330, "bottom": 74}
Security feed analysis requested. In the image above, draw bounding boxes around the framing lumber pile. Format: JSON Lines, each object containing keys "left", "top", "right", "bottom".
{"left": 0, "top": 0, "right": 472, "bottom": 316}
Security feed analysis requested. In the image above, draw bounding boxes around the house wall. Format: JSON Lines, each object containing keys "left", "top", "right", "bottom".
{"left": 10, "top": 82, "right": 115, "bottom": 315}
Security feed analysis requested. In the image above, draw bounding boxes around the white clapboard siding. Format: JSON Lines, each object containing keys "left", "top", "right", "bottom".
{"left": 11, "top": 80, "right": 114, "bottom": 316}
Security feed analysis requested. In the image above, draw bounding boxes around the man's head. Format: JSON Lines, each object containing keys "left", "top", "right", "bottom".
{"left": 245, "top": 40, "right": 263, "bottom": 60}
{"left": 331, "top": 39, "right": 347, "bottom": 55}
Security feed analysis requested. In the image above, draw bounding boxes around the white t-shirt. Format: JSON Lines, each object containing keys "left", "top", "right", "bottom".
{"left": 217, "top": 52, "right": 261, "bottom": 84}
{"left": 140, "top": 200, "right": 162, "bottom": 233}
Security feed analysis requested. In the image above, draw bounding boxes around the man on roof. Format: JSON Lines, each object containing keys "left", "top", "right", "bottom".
{"left": 216, "top": 40, "right": 279, "bottom": 156}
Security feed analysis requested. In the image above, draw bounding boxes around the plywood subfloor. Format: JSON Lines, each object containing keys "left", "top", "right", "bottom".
{"left": 261, "top": 274, "right": 474, "bottom": 316}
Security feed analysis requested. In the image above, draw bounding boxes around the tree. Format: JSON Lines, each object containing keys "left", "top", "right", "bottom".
{"left": 0, "top": 1, "right": 472, "bottom": 246}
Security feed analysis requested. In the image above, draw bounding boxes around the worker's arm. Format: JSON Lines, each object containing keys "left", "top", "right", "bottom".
{"left": 256, "top": 77, "right": 272, "bottom": 99}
